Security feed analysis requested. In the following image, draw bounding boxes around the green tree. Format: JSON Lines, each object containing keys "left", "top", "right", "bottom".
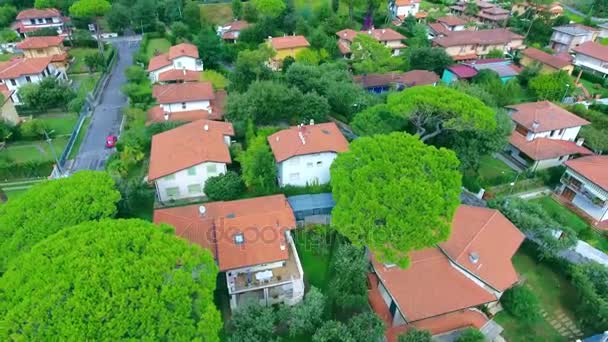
{"left": 528, "top": 71, "right": 574, "bottom": 101}
{"left": 464, "top": 2, "right": 479, "bottom": 16}
{"left": 170, "top": 21, "right": 190, "bottom": 42}
{"left": 328, "top": 244, "right": 369, "bottom": 315}
{"left": 237, "top": 133, "right": 277, "bottom": 194}
{"left": 571, "top": 262, "right": 608, "bottom": 331}
{"left": 580, "top": 126, "right": 608, "bottom": 154}
{"left": 183, "top": 0, "right": 201, "bottom": 29}
{"left": 456, "top": 328, "right": 485, "bottom": 342}
{"left": 194, "top": 26, "right": 224, "bottom": 69}
{"left": 344, "top": 0, "right": 364, "bottom": 24}
{"left": 69, "top": 0, "right": 111, "bottom": 53}
{"left": 19, "top": 118, "right": 47, "bottom": 139}
{"left": 125, "top": 65, "right": 148, "bottom": 84}
{"left": 295, "top": 48, "right": 321, "bottom": 65}
{"left": 232, "top": 0, "right": 243, "bottom": 18}
{"left": 347, "top": 311, "right": 385, "bottom": 342}
{"left": 204, "top": 171, "right": 246, "bottom": 201}
{"left": 0, "top": 219, "right": 221, "bottom": 341}
{"left": 288, "top": 286, "right": 326, "bottom": 337}
{"left": 351, "top": 34, "right": 401, "bottom": 74}
{"left": 229, "top": 47, "right": 274, "bottom": 92}
{"left": 18, "top": 77, "right": 76, "bottom": 111}
{"left": 312, "top": 320, "right": 352, "bottom": 342}
{"left": 330, "top": 133, "right": 461, "bottom": 267}
{"left": 486, "top": 48, "right": 505, "bottom": 58}
{"left": 406, "top": 47, "right": 453, "bottom": 75}
{"left": 398, "top": 328, "right": 432, "bottom": 342}
{"left": 228, "top": 303, "right": 278, "bottom": 342}
{"left": 352, "top": 104, "right": 406, "bottom": 136}
{"left": 0, "top": 5, "right": 17, "bottom": 27}
{"left": 0, "top": 28, "right": 18, "bottom": 43}
{"left": 106, "top": 3, "right": 131, "bottom": 34}
{"left": 252, "top": 0, "right": 286, "bottom": 18}
{"left": 0, "top": 171, "right": 120, "bottom": 273}
{"left": 500, "top": 285, "right": 542, "bottom": 323}
{"left": 84, "top": 51, "right": 104, "bottom": 72}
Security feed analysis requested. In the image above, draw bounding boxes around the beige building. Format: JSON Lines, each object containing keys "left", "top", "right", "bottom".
{"left": 15, "top": 36, "right": 69, "bottom": 71}
{"left": 520, "top": 47, "right": 574, "bottom": 75}
{"left": 0, "top": 85, "right": 18, "bottom": 125}
{"left": 432, "top": 28, "right": 524, "bottom": 61}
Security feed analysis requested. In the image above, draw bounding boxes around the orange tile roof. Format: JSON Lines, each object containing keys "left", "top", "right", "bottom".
{"left": 573, "top": 41, "right": 608, "bottom": 63}
{"left": 0, "top": 57, "right": 52, "bottom": 79}
{"left": 147, "top": 43, "right": 199, "bottom": 71}
{"left": 336, "top": 28, "right": 405, "bottom": 42}
{"left": 220, "top": 20, "right": 250, "bottom": 31}
{"left": 509, "top": 132, "right": 592, "bottom": 161}
{"left": 267, "top": 122, "right": 349, "bottom": 163}
{"left": 50, "top": 52, "right": 68, "bottom": 62}
{"left": 16, "top": 36, "right": 64, "bottom": 49}
{"left": 508, "top": 101, "right": 590, "bottom": 132}
{"left": 146, "top": 106, "right": 223, "bottom": 125}
{"left": 434, "top": 28, "right": 523, "bottom": 47}
{"left": 16, "top": 8, "right": 61, "bottom": 20}
{"left": 157, "top": 69, "right": 200, "bottom": 82}
{"left": 521, "top": 48, "right": 571, "bottom": 69}
{"left": 270, "top": 35, "right": 310, "bottom": 50}
{"left": 565, "top": 155, "right": 608, "bottom": 191}
{"left": 437, "top": 16, "right": 468, "bottom": 26}
{"left": 385, "top": 310, "right": 488, "bottom": 342}
{"left": 153, "top": 194, "right": 296, "bottom": 271}
{"left": 147, "top": 119, "right": 234, "bottom": 180}
{"left": 440, "top": 206, "right": 525, "bottom": 291}
{"left": 152, "top": 81, "right": 215, "bottom": 104}
{"left": 395, "top": 0, "right": 420, "bottom": 5}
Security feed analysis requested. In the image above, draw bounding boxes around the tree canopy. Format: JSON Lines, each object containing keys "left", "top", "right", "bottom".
{"left": 0, "top": 219, "right": 221, "bottom": 341}
{"left": 0, "top": 171, "right": 120, "bottom": 273}
{"left": 70, "top": 0, "right": 111, "bottom": 18}
{"left": 330, "top": 133, "right": 462, "bottom": 267}
{"left": 351, "top": 34, "right": 401, "bottom": 74}
{"left": 406, "top": 47, "right": 453, "bottom": 74}
{"left": 528, "top": 70, "right": 574, "bottom": 101}
{"left": 252, "top": 0, "right": 286, "bottom": 18}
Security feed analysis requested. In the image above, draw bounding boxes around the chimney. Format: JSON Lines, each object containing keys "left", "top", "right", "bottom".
{"left": 182, "top": 69, "right": 186, "bottom": 75}
{"left": 576, "top": 138, "right": 584, "bottom": 146}
{"left": 309, "top": 119, "right": 314, "bottom": 125}
{"left": 469, "top": 252, "right": 479, "bottom": 264}
{"left": 526, "top": 132, "right": 534, "bottom": 141}
{"left": 367, "top": 29, "right": 372, "bottom": 34}
{"left": 532, "top": 120, "right": 540, "bottom": 130}
{"left": 203, "top": 124, "right": 209, "bottom": 131}
{"left": 198, "top": 205, "right": 206, "bottom": 217}
{"left": 275, "top": 136, "right": 280, "bottom": 142}
{"left": 163, "top": 112, "right": 169, "bottom": 121}
{"left": 382, "top": 29, "right": 386, "bottom": 33}
{"left": 298, "top": 131, "right": 306, "bottom": 145}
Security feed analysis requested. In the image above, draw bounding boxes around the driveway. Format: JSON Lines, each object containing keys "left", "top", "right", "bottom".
{"left": 70, "top": 38, "right": 140, "bottom": 172}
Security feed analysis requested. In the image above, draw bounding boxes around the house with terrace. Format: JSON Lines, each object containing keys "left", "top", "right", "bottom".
{"left": 432, "top": 29, "right": 524, "bottom": 61}
{"left": 146, "top": 81, "right": 225, "bottom": 124}
{"left": 217, "top": 20, "right": 250, "bottom": 43}
{"left": 147, "top": 43, "right": 203, "bottom": 82}
{"left": 16, "top": 36, "right": 69, "bottom": 71}
{"left": 354, "top": 70, "right": 439, "bottom": 93}
{"left": 368, "top": 205, "right": 525, "bottom": 342}
{"left": 450, "top": 0, "right": 509, "bottom": 27}
{"left": 520, "top": 47, "right": 573, "bottom": 75}
{"left": 550, "top": 24, "right": 599, "bottom": 53}
{"left": 147, "top": 119, "right": 234, "bottom": 202}
{"left": 505, "top": 101, "right": 592, "bottom": 171}
{"left": 572, "top": 42, "right": 608, "bottom": 78}
{"left": 559, "top": 156, "right": 608, "bottom": 229}
{"left": 427, "top": 16, "right": 468, "bottom": 38}
{"left": 12, "top": 8, "right": 68, "bottom": 38}
{"left": 268, "top": 122, "right": 349, "bottom": 187}
{"left": 337, "top": 28, "right": 407, "bottom": 57}
{"left": 153, "top": 194, "right": 305, "bottom": 310}
{"left": 389, "top": 0, "right": 426, "bottom": 24}
{"left": 0, "top": 56, "right": 66, "bottom": 105}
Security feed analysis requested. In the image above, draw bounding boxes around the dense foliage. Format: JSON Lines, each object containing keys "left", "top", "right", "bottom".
{"left": 455, "top": 328, "right": 485, "bottom": 342}
{"left": 398, "top": 328, "right": 432, "bottom": 342}
{"left": 571, "top": 262, "right": 608, "bottom": 331}
{"left": 19, "top": 77, "right": 75, "bottom": 111}
{"left": 500, "top": 285, "right": 542, "bottom": 323}
{"left": 204, "top": 171, "right": 246, "bottom": 201}
{"left": 529, "top": 71, "right": 574, "bottom": 101}
{"left": 328, "top": 244, "right": 369, "bottom": 316}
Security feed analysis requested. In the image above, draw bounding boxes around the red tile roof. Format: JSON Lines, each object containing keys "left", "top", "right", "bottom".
{"left": 428, "top": 23, "right": 450, "bottom": 36}
{"left": 336, "top": 29, "right": 358, "bottom": 42}
{"left": 153, "top": 194, "right": 296, "bottom": 271}
{"left": 157, "top": 69, "right": 200, "bottom": 83}
{"left": 437, "top": 16, "right": 467, "bottom": 26}
{"left": 147, "top": 90, "right": 226, "bottom": 124}
{"left": 336, "top": 28, "right": 405, "bottom": 43}
{"left": 573, "top": 41, "right": 608, "bottom": 63}
{"left": 433, "top": 28, "right": 523, "bottom": 47}
{"left": 50, "top": 52, "right": 68, "bottom": 62}
{"left": 521, "top": 48, "right": 571, "bottom": 69}
{"left": 267, "top": 122, "right": 349, "bottom": 163}
{"left": 16, "top": 8, "right": 61, "bottom": 20}
{"left": 152, "top": 81, "right": 215, "bottom": 104}
{"left": 0, "top": 57, "right": 52, "bottom": 79}
{"left": 147, "top": 43, "right": 199, "bottom": 71}
{"left": 509, "top": 132, "right": 592, "bottom": 161}
{"left": 565, "top": 156, "right": 608, "bottom": 192}
{"left": 353, "top": 70, "right": 439, "bottom": 88}
{"left": 508, "top": 101, "right": 590, "bottom": 132}
{"left": 16, "top": 36, "right": 64, "bottom": 49}
{"left": 384, "top": 310, "right": 488, "bottom": 342}
{"left": 447, "top": 64, "right": 478, "bottom": 78}
{"left": 395, "top": 0, "right": 420, "bottom": 5}
{"left": 270, "top": 35, "right": 310, "bottom": 50}
{"left": 220, "top": 20, "right": 249, "bottom": 31}
{"left": 147, "top": 119, "right": 234, "bottom": 180}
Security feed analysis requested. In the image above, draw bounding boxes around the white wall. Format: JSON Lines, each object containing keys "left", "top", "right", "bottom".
{"left": 160, "top": 100, "right": 211, "bottom": 113}
{"left": 277, "top": 152, "right": 338, "bottom": 187}
{"left": 155, "top": 161, "right": 227, "bottom": 202}
{"left": 575, "top": 54, "right": 608, "bottom": 76}
{"left": 395, "top": 4, "right": 419, "bottom": 17}
{"left": 530, "top": 126, "right": 582, "bottom": 141}
{"left": 533, "top": 156, "right": 569, "bottom": 170}
{"left": 149, "top": 56, "right": 204, "bottom": 82}
{"left": 573, "top": 194, "right": 608, "bottom": 221}
{"left": 1, "top": 63, "right": 65, "bottom": 104}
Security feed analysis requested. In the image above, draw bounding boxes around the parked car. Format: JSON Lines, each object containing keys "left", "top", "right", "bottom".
{"left": 105, "top": 135, "right": 117, "bottom": 148}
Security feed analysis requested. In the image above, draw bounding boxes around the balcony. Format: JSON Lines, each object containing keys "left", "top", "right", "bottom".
{"left": 561, "top": 175, "right": 583, "bottom": 192}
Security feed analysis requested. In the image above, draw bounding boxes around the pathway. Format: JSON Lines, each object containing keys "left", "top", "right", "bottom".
{"left": 540, "top": 308, "right": 583, "bottom": 340}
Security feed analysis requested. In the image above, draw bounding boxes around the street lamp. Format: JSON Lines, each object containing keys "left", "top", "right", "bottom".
{"left": 43, "top": 130, "right": 64, "bottom": 176}
{"left": 561, "top": 83, "right": 571, "bottom": 103}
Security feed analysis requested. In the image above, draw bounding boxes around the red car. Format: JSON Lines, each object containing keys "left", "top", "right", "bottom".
{"left": 105, "top": 135, "right": 117, "bottom": 148}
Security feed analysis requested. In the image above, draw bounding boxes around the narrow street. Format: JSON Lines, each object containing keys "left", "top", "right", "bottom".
{"left": 70, "top": 38, "right": 140, "bottom": 172}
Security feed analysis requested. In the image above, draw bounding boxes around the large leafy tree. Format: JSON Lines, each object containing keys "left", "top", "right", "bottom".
{"left": 229, "top": 47, "right": 274, "bottom": 92}
{"left": 237, "top": 132, "right": 277, "bottom": 194}
{"left": 351, "top": 34, "right": 401, "bottom": 74}
{"left": 0, "top": 219, "right": 221, "bottom": 341}
{"left": 328, "top": 244, "right": 369, "bottom": 315}
{"left": 252, "top": 0, "right": 286, "bottom": 18}
{"left": 0, "top": 171, "right": 120, "bottom": 273}
{"left": 528, "top": 70, "right": 574, "bottom": 101}
{"left": 351, "top": 103, "right": 406, "bottom": 136}
{"left": 194, "top": 26, "right": 224, "bottom": 69}
{"left": 228, "top": 303, "right": 278, "bottom": 342}
{"left": 406, "top": 47, "right": 453, "bottom": 76}
{"left": 330, "top": 133, "right": 462, "bottom": 267}
{"left": 70, "top": 0, "right": 111, "bottom": 53}
{"left": 571, "top": 261, "right": 608, "bottom": 331}
{"left": 287, "top": 287, "right": 326, "bottom": 337}
{"left": 0, "top": 5, "right": 16, "bottom": 27}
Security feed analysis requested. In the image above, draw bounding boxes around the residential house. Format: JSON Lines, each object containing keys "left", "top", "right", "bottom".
{"left": 432, "top": 29, "right": 524, "bottom": 61}
{"left": 559, "top": 156, "right": 608, "bottom": 228}
{"left": 550, "top": 24, "right": 599, "bottom": 53}
{"left": 336, "top": 28, "right": 406, "bottom": 57}
{"left": 0, "top": 84, "right": 19, "bottom": 125}
{"left": 153, "top": 194, "right": 305, "bottom": 310}
{"left": 146, "top": 81, "right": 225, "bottom": 124}
{"left": 268, "top": 35, "right": 310, "bottom": 67}
{"left": 157, "top": 69, "right": 200, "bottom": 84}
{"left": 217, "top": 20, "right": 250, "bottom": 42}
{"left": 442, "top": 59, "right": 520, "bottom": 83}
{"left": 427, "top": 16, "right": 468, "bottom": 38}
{"left": 15, "top": 36, "right": 69, "bottom": 71}
{"left": 268, "top": 122, "right": 349, "bottom": 187}
{"left": 147, "top": 119, "right": 234, "bottom": 202}
{"left": 511, "top": 1, "right": 563, "bottom": 18}
{"left": 354, "top": 70, "right": 439, "bottom": 93}
{"left": 147, "top": 43, "right": 203, "bottom": 82}
{"left": 505, "top": 101, "right": 592, "bottom": 171}
{"left": 572, "top": 42, "right": 608, "bottom": 78}
{"left": 520, "top": 47, "right": 574, "bottom": 75}
{"left": 11, "top": 8, "right": 67, "bottom": 38}
{"left": 389, "top": 0, "right": 426, "bottom": 24}
{"left": 0, "top": 56, "right": 66, "bottom": 105}
{"left": 369, "top": 205, "right": 525, "bottom": 341}
{"left": 451, "top": 0, "right": 509, "bottom": 27}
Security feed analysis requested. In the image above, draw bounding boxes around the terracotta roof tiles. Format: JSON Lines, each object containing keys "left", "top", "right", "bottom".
{"left": 509, "top": 132, "right": 592, "bottom": 161}
{"left": 268, "top": 122, "right": 349, "bottom": 163}
{"left": 270, "top": 35, "right": 310, "bottom": 50}
{"left": 16, "top": 8, "right": 61, "bottom": 20}
{"left": 16, "top": 36, "right": 64, "bottom": 49}
{"left": 521, "top": 47, "right": 572, "bottom": 69}
{"left": 437, "top": 16, "right": 468, "bottom": 26}
{"left": 508, "top": 101, "right": 590, "bottom": 132}
{"left": 573, "top": 41, "right": 608, "bottom": 63}
{"left": 157, "top": 69, "right": 200, "bottom": 83}
{"left": 433, "top": 28, "right": 523, "bottom": 47}
{"left": 147, "top": 43, "right": 199, "bottom": 71}
{"left": 152, "top": 81, "right": 215, "bottom": 104}
{"left": 565, "top": 156, "right": 608, "bottom": 191}
{"left": 0, "top": 57, "right": 52, "bottom": 79}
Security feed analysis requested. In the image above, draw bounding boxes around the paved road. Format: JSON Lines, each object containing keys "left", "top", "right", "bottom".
{"left": 562, "top": 4, "right": 608, "bottom": 22}
{"left": 70, "top": 39, "right": 140, "bottom": 172}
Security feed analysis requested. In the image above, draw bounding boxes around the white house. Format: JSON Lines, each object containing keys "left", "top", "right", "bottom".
{"left": 217, "top": 20, "right": 250, "bottom": 42}
{"left": 152, "top": 81, "right": 215, "bottom": 114}
{"left": 0, "top": 56, "right": 66, "bottom": 105}
{"left": 573, "top": 42, "right": 608, "bottom": 78}
{"left": 550, "top": 24, "right": 599, "bottom": 53}
{"left": 11, "top": 8, "right": 67, "bottom": 38}
{"left": 153, "top": 194, "right": 305, "bottom": 311}
{"left": 559, "top": 156, "right": 608, "bottom": 226}
{"left": 147, "top": 119, "right": 234, "bottom": 202}
{"left": 505, "top": 101, "right": 592, "bottom": 171}
{"left": 268, "top": 122, "right": 349, "bottom": 187}
{"left": 390, "top": 0, "right": 421, "bottom": 19}
{"left": 147, "top": 43, "right": 203, "bottom": 82}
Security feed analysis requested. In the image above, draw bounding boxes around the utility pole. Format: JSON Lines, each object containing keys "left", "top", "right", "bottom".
{"left": 44, "top": 130, "right": 64, "bottom": 177}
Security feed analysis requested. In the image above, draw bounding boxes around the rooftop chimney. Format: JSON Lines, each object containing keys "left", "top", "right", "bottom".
{"left": 309, "top": 119, "right": 314, "bottom": 125}
{"left": 275, "top": 136, "right": 280, "bottom": 142}
{"left": 526, "top": 132, "right": 534, "bottom": 141}
{"left": 203, "top": 124, "right": 209, "bottom": 131}
{"left": 469, "top": 252, "right": 479, "bottom": 264}
{"left": 163, "top": 112, "right": 169, "bottom": 121}
{"left": 198, "top": 205, "right": 206, "bottom": 217}
{"left": 576, "top": 138, "right": 584, "bottom": 146}
{"left": 532, "top": 120, "right": 540, "bottom": 130}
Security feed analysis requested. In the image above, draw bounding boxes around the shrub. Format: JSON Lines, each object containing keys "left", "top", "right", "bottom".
{"left": 19, "top": 119, "right": 47, "bottom": 140}
{"left": 203, "top": 171, "right": 246, "bottom": 201}
{"left": 456, "top": 328, "right": 485, "bottom": 342}
{"left": 462, "top": 174, "right": 482, "bottom": 193}
{"left": 500, "top": 285, "right": 542, "bottom": 323}
{"left": 571, "top": 262, "right": 608, "bottom": 331}
{"left": 398, "top": 328, "right": 432, "bottom": 342}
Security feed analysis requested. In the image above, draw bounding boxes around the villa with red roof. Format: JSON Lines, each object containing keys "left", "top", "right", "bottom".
{"left": 428, "top": 16, "right": 468, "bottom": 38}
{"left": 572, "top": 42, "right": 608, "bottom": 78}
{"left": 432, "top": 28, "right": 524, "bottom": 61}
{"left": 337, "top": 28, "right": 406, "bottom": 57}
{"left": 153, "top": 194, "right": 305, "bottom": 310}
{"left": 12, "top": 8, "right": 68, "bottom": 38}
{"left": 16, "top": 36, "right": 69, "bottom": 71}
{"left": 147, "top": 81, "right": 225, "bottom": 124}
{"left": 505, "top": 101, "right": 592, "bottom": 171}
{"left": 147, "top": 43, "right": 203, "bottom": 82}
{"left": 369, "top": 205, "right": 525, "bottom": 341}
{"left": 147, "top": 119, "right": 234, "bottom": 202}
{"left": 389, "top": 0, "right": 426, "bottom": 23}
{"left": 268, "top": 122, "right": 349, "bottom": 187}
{"left": 559, "top": 156, "right": 608, "bottom": 228}
{"left": 520, "top": 47, "right": 573, "bottom": 75}
{"left": 217, "top": 20, "right": 250, "bottom": 42}
{"left": 0, "top": 56, "right": 66, "bottom": 105}
{"left": 267, "top": 35, "right": 310, "bottom": 69}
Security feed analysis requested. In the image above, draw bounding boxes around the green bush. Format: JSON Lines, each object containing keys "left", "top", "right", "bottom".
{"left": 500, "top": 285, "right": 542, "bottom": 323}
{"left": 456, "top": 328, "right": 485, "bottom": 342}
{"left": 19, "top": 119, "right": 48, "bottom": 140}
{"left": 398, "top": 328, "right": 432, "bottom": 342}
{"left": 571, "top": 262, "right": 608, "bottom": 331}
{"left": 0, "top": 160, "right": 54, "bottom": 180}
{"left": 203, "top": 171, "right": 246, "bottom": 201}
{"left": 462, "top": 174, "right": 482, "bottom": 193}
{"left": 282, "top": 182, "right": 332, "bottom": 196}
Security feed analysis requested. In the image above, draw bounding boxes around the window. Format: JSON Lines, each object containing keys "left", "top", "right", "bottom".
{"left": 551, "top": 129, "right": 558, "bottom": 137}
{"left": 306, "top": 162, "right": 313, "bottom": 168}
{"left": 289, "top": 172, "right": 300, "bottom": 181}
{"left": 165, "top": 187, "right": 180, "bottom": 198}
{"left": 164, "top": 174, "right": 176, "bottom": 181}
{"left": 187, "top": 167, "right": 196, "bottom": 176}
{"left": 234, "top": 233, "right": 244, "bottom": 245}
{"left": 37, "top": 49, "right": 44, "bottom": 54}
{"left": 206, "top": 164, "right": 217, "bottom": 174}
{"left": 187, "top": 184, "right": 201, "bottom": 194}
{"left": 181, "top": 102, "right": 186, "bottom": 109}
{"left": 9, "top": 79, "right": 15, "bottom": 86}
{"left": 176, "top": 61, "right": 182, "bottom": 68}
{"left": 558, "top": 129, "right": 565, "bottom": 135}
{"left": 25, "top": 76, "right": 31, "bottom": 83}
{"left": 316, "top": 161, "right": 323, "bottom": 167}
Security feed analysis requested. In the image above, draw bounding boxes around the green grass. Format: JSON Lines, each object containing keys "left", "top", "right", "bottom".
{"left": 146, "top": 38, "right": 171, "bottom": 59}
{"left": 293, "top": 228, "right": 335, "bottom": 292}
{"left": 564, "top": 9, "right": 585, "bottom": 24}
{"left": 532, "top": 196, "right": 608, "bottom": 252}
{"left": 68, "top": 48, "right": 98, "bottom": 74}
{"left": 71, "top": 72, "right": 101, "bottom": 95}
{"left": 475, "top": 155, "right": 518, "bottom": 187}
{"left": 38, "top": 114, "right": 78, "bottom": 135}
{"left": 0, "top": 53, "right": 16, "bottom": 61}
{"left": 67, "top": 116, "right": 91, "bottom": 160}
{"left": 200, "top": 3, "right": 233, "bottom": 25}
{"left": 0, "top": 136, "right": 69, "bottom": 163}
{"left": 578, "top": 78, "right": 608, "bottom": 98}
{"left": 600, "top": 38, "right": 608, "bottom": 46}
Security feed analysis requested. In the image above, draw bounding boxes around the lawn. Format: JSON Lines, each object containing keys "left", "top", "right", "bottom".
{"left": 146, "top": 38, "right": 171, "bottom": 59}
{"left": 476, "top": 155, "right": 518, "bottom": 187}
{"left": 0, "top": 53, "right": 16, "bottom": 61}
{"left": 68, "top": 48, "right": 98, "bottom": 74}
{"left": 200, "top": 3, "right": 233, "bottom": 25}
{"left": 0, "top": 136, "right": 69, "bottom": 163}
{"left": 564, "top": 9, "right": 585, "bottom": 24}
{"left": 71, "top": 72, "right": 102, "bottom": 95}
{"left": 532, "top": 196, "right": 608, "bottom": 252}
{"left": 293, "top": 227, "right": 336, "bottom": 292}
{"left": 38, "top": 114, "right": 78, "bottom": 136}
{"left": 68, "top": 116, "right": 91, "bottom": 160}
{"left": 494, "top": 243, "right": 581, "bottom": 342}
{"left": 578, "top": 78, "right": 608, "bottom": 98}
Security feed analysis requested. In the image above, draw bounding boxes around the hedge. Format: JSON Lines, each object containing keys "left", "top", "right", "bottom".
{"left": 574, "top": 67, "right": 608, "bottom": 87}
{"left": 0, "top": 160, "right": 54, "bottom": 180}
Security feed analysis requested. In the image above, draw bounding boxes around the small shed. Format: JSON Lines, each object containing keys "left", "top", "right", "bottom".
{"left": 287, "top": 193, "right": 335, "bottom": 222}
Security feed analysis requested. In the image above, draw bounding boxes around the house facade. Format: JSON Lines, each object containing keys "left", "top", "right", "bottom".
{"left": 550, "top": 25, "right": 599, "bottom": 53}
{"left": 451, "top": 0, "right": 509, "bottom": 27}
{"left": 389, "top": 0, "right": 421, "bottom": 20}
{"left": 217, "top": 20, "right": 250, "bottom": 42}
{"left": 147, "top": 81, "right": 225, "bottom": 124}
{"left": 12, "top": 8, "right": 67, "bottom": 38}
{"left": 559, "top": 156, "right": 608, "bottom": 225}
{"left": 268, "top": 122, "right": 349, "bottom": 187}
{"left": 153, "top": 194, "right": 305, "bottom": 311}
{"left": 505, "top": 101, "right": 592, "bottom": 171}
{"left": 336, "top": 28, "right": 406, "bottom": 57}
{"left": 432, "top": 29, "right": 524, "bottom": 61}
{"left": 147, "top": 119, "right": 234, "bottom": 202}
{"left": 268, "top": 35, "right": 310, "bottom": 68}
{"left": 520, "top": 47, "right": 573, "bottom": 75}
{"left": 16, "top": 36, "right": 69, "bottom": 71}
{"left": 147, "top": 43, "right": 203, "bottom": 82}
{"left": 0, "top": 56, "right": 66, "bottom": 105}
{"left": 442, "top": 59, "right": 519, "bottom": 84}
{"left": 572, "top": 42, "right": 608, "bottom": 78}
